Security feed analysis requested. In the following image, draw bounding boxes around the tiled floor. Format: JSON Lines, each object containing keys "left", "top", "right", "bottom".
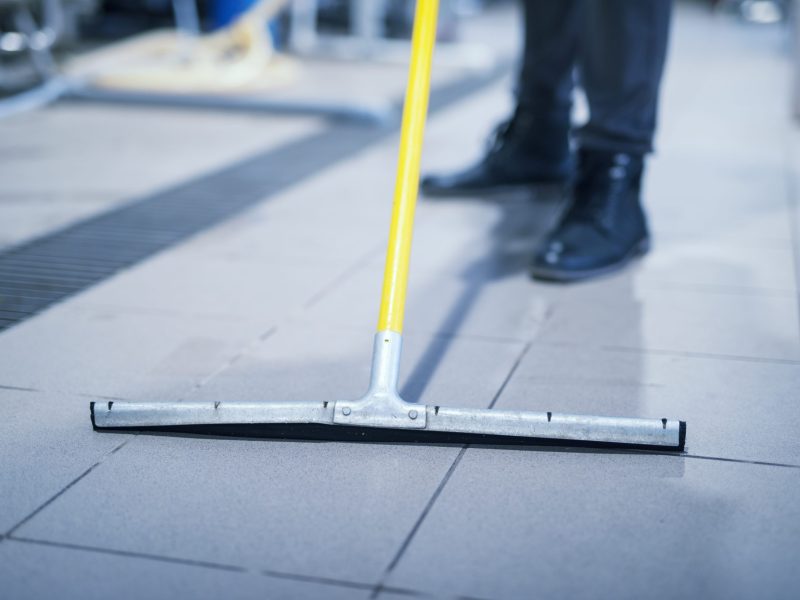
{"left": 0, "top": 106, "right": 325, "bottom": 251}
{"left": 1, "top": 3, "right": 799, "bottom": 599}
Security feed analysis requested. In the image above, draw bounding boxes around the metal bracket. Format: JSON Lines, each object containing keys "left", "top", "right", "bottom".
{"left": 333, "top": 331, "right": 427, "bottom": 429}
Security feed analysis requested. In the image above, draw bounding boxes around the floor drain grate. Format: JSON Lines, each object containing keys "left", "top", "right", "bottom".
{"left": 0, "top": 65, "right": 509, "bottom": 333}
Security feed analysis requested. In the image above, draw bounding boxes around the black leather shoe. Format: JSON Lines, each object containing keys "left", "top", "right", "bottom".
{"left": 531, "top": 150, "right": 650, "bottom": 282}
{"left": 421, "top": 110, "right": 573, "bottom": 197}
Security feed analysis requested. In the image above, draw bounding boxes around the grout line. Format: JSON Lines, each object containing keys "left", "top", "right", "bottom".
{"left": 370, "top": 341, "right": 534, "bottom": 598}
{"left": 530, "top": 329, "right": 800, "bottom": 469}
{"left": 257, "top": 567, "right": 420, "bottom": 595}
{"left": 371, "top": 589, "right": 435, "bottom": 599}
{"left": 523, "top": 443, "right": 800, "bottom": 470}
{"left": 0, "top": 384, "right": 40, "bottom": 393}
{"left": 7, "top": 536, "right": 424, "bottom": 596}
{"left": 461, "top": 443, "right": 800, "bottom": 470}
{"left": 189, "top": 326, "right": 279, "bottom": 393}
{"left": 601, "top": 345, "right": 800, "bottom": 366}
{"left": 181, "top": 243, "right": 385, "bottom": 398}
{"left": 369, "top": 330, "right": 794, "bottom": 592}
{"left": 8, "top": 537, "right": 248, "bottom": 573}
{"left": 4, "top": 437, "right": 133, "bottom": 537}
{"left": 4, "top": 464, "right": 97, "bottom": 537}
{"left": 321, "top": 321, "right": 527, "bottom": 346}
{"left": 681, "top": 454, "right": 800, "bottom": 470}
{"left": 487, "top": 341, "right": 534, "bottom": 410}
{"left": 370, "top": 446, "right": 470, "bottom": 600}
{"left": 181, "top": 231, "right": 531, "bottom": 402}
{"left": 66, "top": 302, "right": 261, "bottom": 323}
{"left": 302, "top": 243, "right": 385, "bottom": 310}
{"left": 404, "top": 327, "right": 527, "bottom": 346}
{"left": 5, "top": 245, "right": 381, "bottom": 402}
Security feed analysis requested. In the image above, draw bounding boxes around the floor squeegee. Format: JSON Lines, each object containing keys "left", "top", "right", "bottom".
{"left": 91, "top": 0, "right": 686, "bottom": 451}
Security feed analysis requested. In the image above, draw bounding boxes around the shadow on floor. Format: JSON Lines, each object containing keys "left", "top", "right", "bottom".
{"left": 400, "top": 184, "right": 561, "bottom": 402}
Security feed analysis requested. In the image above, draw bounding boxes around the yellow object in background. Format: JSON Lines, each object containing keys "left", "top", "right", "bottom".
{"left": 67, "top": 0, "right": 296, "bottom": 93}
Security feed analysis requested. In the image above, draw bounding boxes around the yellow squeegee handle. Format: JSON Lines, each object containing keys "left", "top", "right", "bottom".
{"left": 377, "top": 0, "right": 439, "bottom": 334}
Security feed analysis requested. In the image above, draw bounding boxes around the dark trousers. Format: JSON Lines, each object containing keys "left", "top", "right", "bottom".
{"left": 517, "top": 0, "right": 673, "bottom": 155}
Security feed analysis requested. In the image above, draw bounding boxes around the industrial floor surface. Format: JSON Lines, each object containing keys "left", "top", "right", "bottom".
{"left": 1, "top": 3, "right": 799, "bottom": 599}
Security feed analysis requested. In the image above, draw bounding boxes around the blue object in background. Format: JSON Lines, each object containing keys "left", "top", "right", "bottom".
{"left": 210, "top": 0, "right": 287, "bottom": 48}
{"left": 211, "top": 0, "right": 258, "bottom": 29}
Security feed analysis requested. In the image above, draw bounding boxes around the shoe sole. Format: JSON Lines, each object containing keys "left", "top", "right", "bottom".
{"left": 530, "top": 238, "right": 651, "bottom": 283}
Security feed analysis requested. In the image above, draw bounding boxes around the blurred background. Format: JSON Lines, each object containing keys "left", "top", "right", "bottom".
{"left": 0, "top": 0, "right": 794, "bottom": 253}
{"left": 0, "top": 0, "right": 791, "bottom": 97}
{"left": 0, "top": 0, "right": 792, "bottom": 99}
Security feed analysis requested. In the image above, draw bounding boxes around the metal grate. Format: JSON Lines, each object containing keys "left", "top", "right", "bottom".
{"left": 0, "top": 65, "right": 509, "bottom": 332}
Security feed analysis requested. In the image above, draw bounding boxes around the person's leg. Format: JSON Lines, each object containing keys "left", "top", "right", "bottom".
{"left": 576, "top": 0, "right": 673, "bottom": 154}
{"left": 511, "top": 0, "right": 582, "bottom": 161}
{"left": 532, "top": 0, "right": 673, "bottom": 282}
{"left": 421, "top": 0, "right": 581, "bottom": 196}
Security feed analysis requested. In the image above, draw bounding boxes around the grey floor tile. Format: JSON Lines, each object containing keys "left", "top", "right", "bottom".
{"left": 166, "top": 208, "right": 385, "bottom": 269}
{"left": 189, "top": 321, "right": 525, "bottom": 410}
{"left": 404, "top": 196, "right": 794, "bottom": 298}
{"left": 246, "top": 80, "right": 515, "bottom": 232}
{"left": 386, "top": 450, "right": 800, "bottom": 600}
{"left": 0, "top": 388, "right": 130, "bottom": 534}
{"left": 649, "top": 203, "right": 794, "bottom": 252}
{"left": 0, "top": 193, "right": 122, "bottom": 251}
{"left": 535, "top": 279, "right": 800, "bottom": 362}
{"left": 494, "top": 343, "right": 800, "bottom": 465}
{"left": 0, "top": 106, "right": 323, "bottom": 251}
{"left": 12, "top": 323, "right": 525, "bottom": 585}
{"left": 13, "top": 434, "right": 461, "bottom": 585}
{"left": 0, "top": 539, "right": 371, "bottom": 600}
{"left": 378, "top": 194, "right": 564, "bottom": 274}
{"left": 241, "top": 142, "right": 398, "bottom": 228}
{"left": 282, "top": 146, "right": 563, "bottom": 344}
{"left": 632, "top": 235, "right": 796, "bottom": 293}
{"left": 0, "top": 304, "right": 262, "bottom": 399}
{"left": 651, "top": 202, "right": 794, "bottom": 251}
{"left": 646, "top": 159, "right": 793, "bottom": 248}
{"left": 640, "top": 3, "right": 791, "bottom": 253}
{"left": 301, "top": 264, "right": 549, "bottom": 342}
{"left": 77, "top": 251, "right": 342, "bottom": 322}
